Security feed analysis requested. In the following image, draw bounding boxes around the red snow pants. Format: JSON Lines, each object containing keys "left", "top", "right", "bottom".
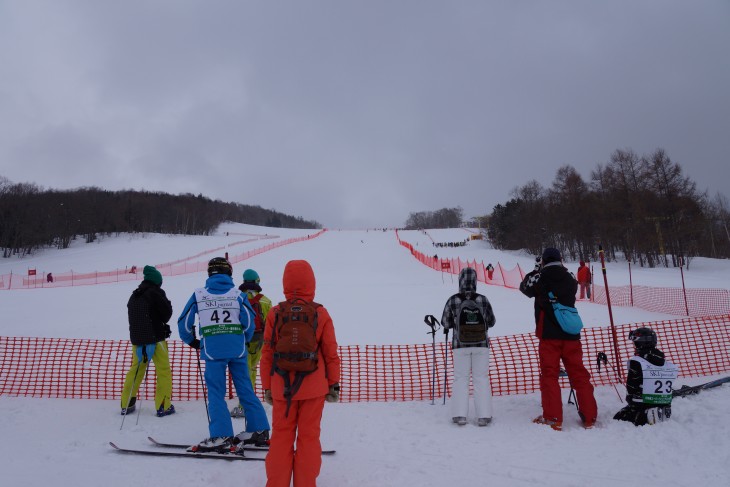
{"left": 266, "top": 395, "right": 326, "bottom": 487}
{"left": 538, "top": 339, "right": 598, "bottom": 423}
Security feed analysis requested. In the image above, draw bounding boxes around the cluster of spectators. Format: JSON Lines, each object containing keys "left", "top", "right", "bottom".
{"left": 433, "top": 240, "right": 469, "bottom": 248}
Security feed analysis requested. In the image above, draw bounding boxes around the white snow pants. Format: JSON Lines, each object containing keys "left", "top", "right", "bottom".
{"left": 451, "top": 346, "right": 493, "bottom": 419}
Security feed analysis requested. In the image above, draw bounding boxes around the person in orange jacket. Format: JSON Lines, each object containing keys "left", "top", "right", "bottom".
{"left": 260, "top": 260, "right": 340, "bottom": 487}
{"left": 577, "top": 261, "right": 592, "bottom": 299}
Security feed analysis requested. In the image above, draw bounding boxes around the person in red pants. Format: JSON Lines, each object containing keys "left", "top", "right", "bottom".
{"left": 519, "top": 248, "right": 598, "bottom": 431}
{"left": 260, "top": 260, "right": 340, "bottom": 487}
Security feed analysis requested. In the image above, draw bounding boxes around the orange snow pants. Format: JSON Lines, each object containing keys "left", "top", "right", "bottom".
{"left": 539, "top": 339, "right": 598, "bottom": 423}
{"left": 266, "top": 395, "right": 325, "bottom": 487}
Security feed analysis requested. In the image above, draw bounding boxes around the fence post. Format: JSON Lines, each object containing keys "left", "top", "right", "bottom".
{"left": 599, "top": 244, "right": 624, "bottom": 383}
{"left": 679, "top": 260, "right": 689, "bottom": 316}
{"left": 628, "top": 261, "right": 634, "bottom": 307}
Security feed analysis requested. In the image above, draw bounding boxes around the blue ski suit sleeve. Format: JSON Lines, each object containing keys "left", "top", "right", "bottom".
{"left": 239, "top": 293, "right": 255, "bottom": 343}
{"left": 177, "top": 293, "right": 199, "bottom": 346}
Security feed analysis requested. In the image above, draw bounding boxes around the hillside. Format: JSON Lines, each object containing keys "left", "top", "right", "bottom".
{"left": 0, "top": 223, "right": 728, "bottom": 487}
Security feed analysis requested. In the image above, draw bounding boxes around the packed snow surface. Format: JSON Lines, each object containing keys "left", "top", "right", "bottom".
{"left": 1, "top": 224, "right": 728, "bottom": 486}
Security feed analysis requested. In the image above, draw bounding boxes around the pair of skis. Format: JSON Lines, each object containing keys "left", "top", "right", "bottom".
{"left": 672, "top": 376, "right": 730, "bottom": 398}
{"left": 109, "top": 437, "right": 335, "bottom": 461}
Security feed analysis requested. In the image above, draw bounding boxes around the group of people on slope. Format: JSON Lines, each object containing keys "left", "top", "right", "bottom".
{"left": 121, "top": 248, "right": 675, "bottom": 485}
{"left": 121, "top": 258, "right": 340, "bottom": 487}
{"left": 443, "top": 247, "right": 676, "bottom": 431}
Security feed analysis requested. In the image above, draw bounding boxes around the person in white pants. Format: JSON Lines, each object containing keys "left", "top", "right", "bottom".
{"left": 451, "top": 347, "right": 492, "bottom": 424}
{"left": 441, "top": 267, "right": 496, "bottom": 426}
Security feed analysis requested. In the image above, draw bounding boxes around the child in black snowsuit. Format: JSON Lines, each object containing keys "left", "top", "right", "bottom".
{"left": 614, "top": 327, "right": 678, "bottom": 426}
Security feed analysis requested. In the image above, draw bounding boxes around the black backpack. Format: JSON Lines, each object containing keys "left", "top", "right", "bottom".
{"left": 455, "top": 296, "right": 487, "bottom": 345}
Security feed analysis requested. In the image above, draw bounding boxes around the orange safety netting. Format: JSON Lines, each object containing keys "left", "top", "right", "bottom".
{"left": 2, "top": 315, "right": 728, "bottom": 402}
{"left": 395, "top": 231, "right": 730, "bottom": 317}
{"left": 1, "top": 230, "right": 325, "bottom": 290}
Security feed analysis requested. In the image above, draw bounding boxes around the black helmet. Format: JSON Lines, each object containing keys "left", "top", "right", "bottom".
{"left": 628, "top": 327, "right": 657, "bottom": 351}
{"left": 207, "top": 257, "right": 232, "bottom": 277}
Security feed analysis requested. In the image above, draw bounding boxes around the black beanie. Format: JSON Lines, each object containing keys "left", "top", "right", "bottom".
{"left": 542, "top": 248, "right": 562, "bottom": 264}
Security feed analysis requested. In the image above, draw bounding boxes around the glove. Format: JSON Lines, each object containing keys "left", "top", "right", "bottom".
{"left": 325, "top": 383, "right": 340, "bottom": 403}
{"left": 264, "top": 389, "right": 273, "bottom": 406}
{"left": 163, "top": 324, "right": 172, "bottom": 339}
{"left": 443, "top": 327, "right": 450, "bottom": 335}
{"left": 136, "top": 343, "right": 156, "bottom": 363}
{"left": 188, "top": 338, "right": 201, "bottom": 350}
{"left": 247, "top": 334, "right": 263, "bottom": 355}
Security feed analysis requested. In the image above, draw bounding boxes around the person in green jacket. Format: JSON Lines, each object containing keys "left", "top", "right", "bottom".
{"left": 231, "top": 268, "right": 272, "bottom": 418}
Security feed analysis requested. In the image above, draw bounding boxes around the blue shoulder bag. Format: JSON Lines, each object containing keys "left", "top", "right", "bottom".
{"left": 547, "top": 291, "right": 583, "bottom": 335}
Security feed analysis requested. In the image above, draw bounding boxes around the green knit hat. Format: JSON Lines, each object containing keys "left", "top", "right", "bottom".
{"left": 143, "top": 265, "right": 163, "bottom": 285}
{"left": 242, "top": 269, "right": 260, "bottom": 283}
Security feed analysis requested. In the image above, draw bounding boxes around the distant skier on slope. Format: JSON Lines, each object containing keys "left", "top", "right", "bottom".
{"left": 576, "top": 261, "right": 591, "bottom": 299}
{"left": 614, "top": 327, "right": 678, "bottom": 426}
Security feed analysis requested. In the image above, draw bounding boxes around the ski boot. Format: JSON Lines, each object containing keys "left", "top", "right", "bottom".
{"left": 230, "top": 404, "right": 245, "bottom": 418}
{"left": 156, "top": 404, "right": 176, "bottom": 417}
{"left": 235, "top": 429, "right": 270, "bottom": 447}
{"left": 533, "top": 415, "right": 562, "bottom": 431}
{"left": 120, "top": 397, "right": 136, "bottom": 415}
{"left": 188, "top": 437, "right": 233, "bottom": 453}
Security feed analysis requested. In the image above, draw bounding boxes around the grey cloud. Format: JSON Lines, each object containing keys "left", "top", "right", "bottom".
{"left": 0, "top": 1, "right": 728, "bottom": 227}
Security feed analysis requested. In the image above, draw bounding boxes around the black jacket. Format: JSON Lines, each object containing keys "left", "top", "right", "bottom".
{"left": 127, "top": 280, "right": 173, "bottom": 345}
{"left": 519, "top": 262, "right": 579, "bottom": 340}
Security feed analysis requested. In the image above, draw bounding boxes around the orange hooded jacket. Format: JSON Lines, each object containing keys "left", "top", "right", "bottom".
{"left": 260, "top": 260, "right": 340, "bottom": 400}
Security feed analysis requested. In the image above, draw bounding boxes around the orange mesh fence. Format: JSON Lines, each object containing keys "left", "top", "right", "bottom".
{"left": 395, "top": 231, "right": 730, "bottom": 317}
{"left": 590, "top": 284, "right": 730, "bottom": 317}
{"left": 1, "top": 230, "right": 325, "bottom": 290}
{"left": 2, "top": 315, "right": 728, "bottom": 402}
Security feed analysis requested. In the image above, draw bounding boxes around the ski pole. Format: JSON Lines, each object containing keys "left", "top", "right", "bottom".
{"left": 424, "top": 315, "right": 440, "bottom": 405}
{"left": 196, "top": 351, "right": 210, "bottom": 424}
{"left": 135, "top": 361, "right": 150, "bottom": 425}
{"left": 443, "top": 329, "right": 449, "bottom": 405}
{"left": 119, "top": 355, "right": 142, "bottom": 430}
{"left": 597, "top": 351, "right": 624, "bottom": 403}
{"left": 560, "top": 368, "right": 579, "bottom": 410}
{"left": 134, "top": 349, "right": 150, "bottom": 424}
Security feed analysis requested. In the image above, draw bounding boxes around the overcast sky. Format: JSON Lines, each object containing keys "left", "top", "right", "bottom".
{"left": 1, "top": 1, "right": 728, "bottom": 228}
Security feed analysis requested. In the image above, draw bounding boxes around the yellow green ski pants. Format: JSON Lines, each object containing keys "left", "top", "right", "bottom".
{"left": 120, "top": 341, "right": 172, "bottom": 411}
